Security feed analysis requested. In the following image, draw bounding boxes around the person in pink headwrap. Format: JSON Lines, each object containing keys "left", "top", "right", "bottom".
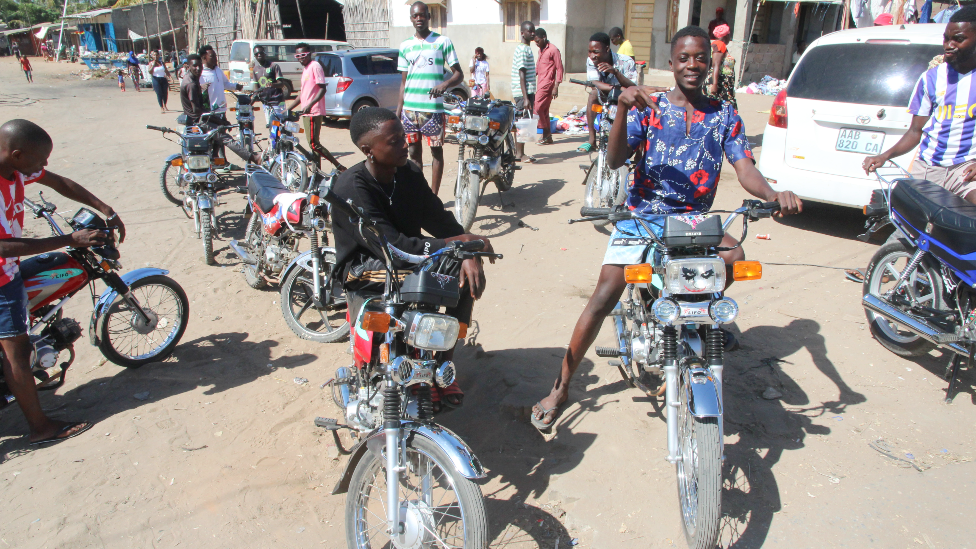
{"left": 708, "top": 23, "right": 738, "bottom": 109}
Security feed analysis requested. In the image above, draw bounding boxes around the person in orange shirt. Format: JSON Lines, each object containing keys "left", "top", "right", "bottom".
{"left": 19, "top": 56, "right": 32, "bottom": 83}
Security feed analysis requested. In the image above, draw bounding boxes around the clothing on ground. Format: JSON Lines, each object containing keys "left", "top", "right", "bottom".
{"left": 0, "top": 169, "right": 44, "bottom": 287}
{"left": 331, "top": 161, "right": 465, "bottom": 282}
{"left": 910, "top": 158, "right": 976, "bottom": 198}
{"left": 626, "top": 93, "right": 753, "bottom": 215}
{"left": 535, "top": 41, "right": 563, "bottom": 95}
{"left": 299, "top": 60, "right": 327, "bottom": 116}
{"left": 586, "top": 50, "right": 638, "bottom": 87}
{"left": 398, "top": 32, "right": 460, "bottom": 113}
{"left": 909, "top": 63, "right": 976, "bottom": 167}
{"left": 616, "top": 39, "right": 635, "bottom": 59}
{"left": 511, "top": 43, "right": 536, "bottom": 98}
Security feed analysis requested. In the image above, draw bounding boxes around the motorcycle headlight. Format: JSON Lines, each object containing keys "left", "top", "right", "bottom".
{"left": 709, "top": 298, "right": 738, "bottom": 324}
{"left": 404, "top": 312, "right": 460, "bottom": 352}
{"left": 464, "top": 116, "right": 489, "bottom": 132}
{"left": 186, "top": 155, "right": 210, "bottom": 170}
{"left": 664, "top": 258, "right": 726, "bottom": 295}
{"left": 651, "top": 298, "right": 680, "bottom": 325}
{"left": 284, "top": 121, "right": 301, "bottom": 133}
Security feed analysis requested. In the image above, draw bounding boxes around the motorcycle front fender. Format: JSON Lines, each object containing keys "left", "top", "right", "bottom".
{"left": 197, "top": 194, "right": 213, "bottom": 210}
{"left": 89, "top": 268, "right": 170, "bottom": 347}
{"left": 332, "top": 420, "right": 486, "bottom": 495}
{"left": 684, "top": 367, "right": 723, "bottom": 418}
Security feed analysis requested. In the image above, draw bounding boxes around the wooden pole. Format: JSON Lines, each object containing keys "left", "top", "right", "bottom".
{"left": 842, "top": 0, "right": 851, "bottom": 30}
{"left": 294, "top": 0, "right": 308, "bottom": 38}
{"left": 164, "top": 0, "right": 179, "bottom": 54}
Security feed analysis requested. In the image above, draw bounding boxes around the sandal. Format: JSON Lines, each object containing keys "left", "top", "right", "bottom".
{"left": 538, "top": 137, "right": 554, "bottom": 145}
{"left": 518, "top": 156, "right": 537, "bottom": 164}
{"left": 576, "top": 143, "right": 593, "bottom": 153}
{"left": 29, "top": 421, "right": 93, "bottom": 446}
{"left": 438, "top": 382, "right": 464, "bottom": 410}
{"left": 531, "top": 399, "right": 564, "bottom": 432}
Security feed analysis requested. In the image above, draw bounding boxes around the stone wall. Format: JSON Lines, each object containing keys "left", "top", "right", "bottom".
{"left": 739, "top": 42, "right": 787, "bottom": 84}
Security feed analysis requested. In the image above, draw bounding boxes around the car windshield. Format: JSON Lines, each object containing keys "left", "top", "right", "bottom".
{"left": 788, "top": 42, "right": 943, "bottom": 106}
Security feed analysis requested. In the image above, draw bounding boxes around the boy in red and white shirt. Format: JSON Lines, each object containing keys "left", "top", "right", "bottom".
{"left": 0, "top": 119, "right": 125, "bottom": 446}
{"left": 19, "top": 56, "right": 32, "bottom": 83}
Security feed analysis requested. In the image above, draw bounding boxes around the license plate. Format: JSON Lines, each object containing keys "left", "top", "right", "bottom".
{"left": 836, "top": 127, "right": 885, "bottom": 154}
{"left": 679, "top": 303, "right": 709, "bottom": 318}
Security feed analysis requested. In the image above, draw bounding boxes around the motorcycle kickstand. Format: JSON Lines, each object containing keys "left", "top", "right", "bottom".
{"left": 945, "top": 346, "right": 971, "bottom": 404}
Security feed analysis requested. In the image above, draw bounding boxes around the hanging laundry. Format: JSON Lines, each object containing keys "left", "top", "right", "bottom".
{"left": 919, "top": 0, "right": 933, "bottom": 23}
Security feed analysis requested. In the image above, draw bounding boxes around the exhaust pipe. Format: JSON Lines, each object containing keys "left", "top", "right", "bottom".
{"left": 228, "top": 240, "right": 258, "bottom": 265}
{"left": 862, "top": 294, "right": 969, "bottom": 356}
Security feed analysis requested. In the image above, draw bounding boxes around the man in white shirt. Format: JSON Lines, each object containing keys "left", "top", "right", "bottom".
{"left": 198, "top": 45, "right": 255, "bottom": 171}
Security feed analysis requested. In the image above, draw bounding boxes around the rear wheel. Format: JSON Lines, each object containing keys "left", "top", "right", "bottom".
{"left": 98, "top": 275, "right": 189, "bottom": 367}
{"left": 351, "top": 99, "right": 376, "bottom": 117}
{"left": 160, "top": 161, "right": 186, "bottom": 205}
{"left": 200, "top": 209, "right": 215, "bottom": 265}
{"left": 242, "top": 213, "right": 267, "bottom": 289}
{"left": 676, "top": 370, "right": 722, "bottom": 549}
{"left": 454, "top": 162, "right": 481, "bottom": 232}
{"left": 272, "top": 152, "right": 308, "bottom": 192}
{"left": 280, "top": 256, "right": 349, "bottom": 343}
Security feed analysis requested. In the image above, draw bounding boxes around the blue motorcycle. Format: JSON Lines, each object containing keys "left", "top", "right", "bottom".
{"left": 861, "top": 163, "right": 976, "bottom": 403}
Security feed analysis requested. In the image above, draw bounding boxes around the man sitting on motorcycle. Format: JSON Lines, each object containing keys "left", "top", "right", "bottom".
{"left": 0, "top": 119, "right": 126, "bottom": 445}
{"left": 332, "top": 107, "right": 495, "bottom": 412}
{"left": 531, "top": 26, "right": 803, "bottom": 430}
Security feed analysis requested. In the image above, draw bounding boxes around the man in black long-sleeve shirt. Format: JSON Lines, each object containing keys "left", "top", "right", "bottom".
{"left": 332, "top": 107, "right": 494, "bottom": 409}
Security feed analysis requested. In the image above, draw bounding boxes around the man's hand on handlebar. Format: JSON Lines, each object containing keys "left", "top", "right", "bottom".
{"left": 769, "top": 191, "right": 802, "bottom": 217}
{"left": 106, "top": 213, "right": 126, "bottom": 243}
{"left": 70, "top": 229, "right": 112, "bottom": 248}
{"left": 430, "top": 83, "right": 450, "bottom": 98}
{"left": 445, "top": 234, "right": 495, "bottom": 264}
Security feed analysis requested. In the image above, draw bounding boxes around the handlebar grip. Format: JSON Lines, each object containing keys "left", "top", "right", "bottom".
{"left": 580, "top": 207, "right": 612, "bottom": 218}
{"left": 570, "top": 78, "right": 591, "bottom": 87}
{"left": 458, "top": 240, "right": 485, "bottom": 252}
{"left": 146, "top": 125, "right": 168, "bottom": 132}
{"left": 760, "top": 201, "right": 781, "bottom": 211}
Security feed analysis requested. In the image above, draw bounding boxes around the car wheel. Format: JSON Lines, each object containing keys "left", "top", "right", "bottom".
{"left": 450, "top": 88, "right": 468, "bottom": 102}
{"left": 351, "top": 99, "right": 376, "bottom": 116}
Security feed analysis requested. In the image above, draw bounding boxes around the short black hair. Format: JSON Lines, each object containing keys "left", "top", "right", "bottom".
{"left": 350, "top": 107, "right": 398, "bottom": 147}
{"left": 0, "top": 119, "right": 53, "bottom": 151}
{"left": 590, "top": 32, "right": 611, "bottom": 48}
{"left": 410, "top": 1, "right": 429, "bottom": 14}
{"left": 295, "top": 42, "right": 311, "bottom": 52}
{"left": 521, "top": 20, "right": 535, "bottom": 32}
{"left": 535, "top": 27, "right": 547, "bottom": 38}
{"left": 198, "top": 44, "right": 214, "bottom": 58}
{"left": 186, "top": 53, "right": 201, "bottom": 64}
{"left": 670, "top": 26, "right": 710, "bottom": 52}
{"left": 253, "top": 45, "right": 265, "bottom": 53}
{"left": 950, "top": 5, "right": 976, "bottom": 23}
{"left": 609, "top": 27, "right": 624, "bottom": 39}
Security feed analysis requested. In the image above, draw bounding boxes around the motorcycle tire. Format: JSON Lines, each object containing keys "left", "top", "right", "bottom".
{"left": 272, "top": 152, "right": 308, "bottom": 193}
{"left": 280, "top": 258, "right": 349, "bottom": 343}
{"left": 862, "top": 238, "right": 943, "bottom": 356}
{"left": 676, "top": 371, "right": 722, "bottom": 549}
{"left": 200, "top": 209, "right": 215, "bottom": 265}
{"left": 345, "top": 434, "right": 488, "bottom": 549}
{"left": 583, "top": 157, "right": 628, "bottom": 227}
{"left": 98, "top": 275, "right": 190, "bottom": 368}
{"left": 242, "top": 213, "right": 267, "bottom": 289}
{"left": 454, "top": 162, "right": 481, "bottom": 232}
{"left": 160, "top": 160, "right": 186, "bottom": 206}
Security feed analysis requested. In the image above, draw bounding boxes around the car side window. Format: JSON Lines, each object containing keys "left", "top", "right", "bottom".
{"left": 370, "top": 54, "right": 398, "bottom": 75}
{"left": 320, "top": 55, "right": 343, "bottom": 77}
{"left": 351, "top": 55, "right": 370, "bottom": 75}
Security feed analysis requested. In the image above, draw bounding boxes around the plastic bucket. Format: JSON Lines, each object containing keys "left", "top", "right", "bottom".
{"left": 515, "top": 115, "right": 539, "bottom": 143}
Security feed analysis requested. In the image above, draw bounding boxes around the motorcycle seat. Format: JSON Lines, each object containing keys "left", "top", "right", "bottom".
{"left": 890, "top": 178, "right": 976, "bottom": 255}
{"left": 247, "top": 169, "right": 290, "bottom": 213}
{"left": 20, "top": 252, "right": 72, "bottom": 281}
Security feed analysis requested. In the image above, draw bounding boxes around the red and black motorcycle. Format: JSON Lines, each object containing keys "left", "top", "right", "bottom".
{"left": 0, "top": 195, "right": 190, "bottom": 409}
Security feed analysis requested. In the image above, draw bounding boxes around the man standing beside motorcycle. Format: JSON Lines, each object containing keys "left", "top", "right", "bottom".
{"left": 332, "top": 107, "right": 495, "bottom": 412}
{"left": 531, "top": 26, "right": 803, "bottom": 430}
{"left": 250, "top": 45, "right": 286, "bottom": 130}
{"left": 199, "top": 45, "right": 262, "bottom": 170}
{"left": 284, "top": 43, "right": 347, "bottom": 173}
{"left": 0, "top": 119, "right": 126, "bottom": 445}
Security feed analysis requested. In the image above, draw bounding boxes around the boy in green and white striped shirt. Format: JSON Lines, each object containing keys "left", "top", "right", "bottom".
{"left": 397, "top": 1, "right": 464, "bottom": 195}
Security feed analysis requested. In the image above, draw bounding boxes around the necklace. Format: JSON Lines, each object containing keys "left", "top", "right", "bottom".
{"left": 384, "top": 175, "right": 397, "bottom": 205}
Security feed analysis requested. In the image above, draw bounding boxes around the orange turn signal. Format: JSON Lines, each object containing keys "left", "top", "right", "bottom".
{"left": 733, "top": 261, "right": 763, "bottom": 281}
{"left": 624, "top": 263, "right": 654, "bottom": 284}
{"left": 448, "top": 115, "right": 461, "bottom": 124}
{"left": 213, "top": 158, "right": 227, "bottom": 166}
{"left": 591, "top": 104, "right": 603, "bottom": 114}
{"left": 230, "top": 107, "right": 237, "bottom": 112}
{"left": 298, "top": 128, "right": 305, "bottom": 133}
{"left": 361, "top": 311, "right": 391, "bottom": 333}
{"left": 170, "top": 158, "right": 183, "bottom": 166}
{"left": 489, "top": 121, "right": 501, "bottom": 130}
{"left": 457, "top": 322, "right": 468, "bottom": 341}
{"left": 271, "top": 120, "right": 281, "bottom": 127}
{"left": 309, "top": 194, "right": 320, "bottom": 205}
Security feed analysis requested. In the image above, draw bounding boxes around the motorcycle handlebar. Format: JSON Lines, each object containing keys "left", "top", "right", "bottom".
{"left": 580, "top": 207, "right": 612, "bottom": 217}
{"left": 319, "top": 187, "right": 372, "bottom": 226}
{"left": 146, "top": 125, "right": 169, "bottom": 133}
{"left": 457, "top": 239, "right": 485, "bottom": 252}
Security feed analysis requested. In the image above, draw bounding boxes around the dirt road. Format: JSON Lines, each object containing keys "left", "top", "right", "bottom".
{"left": 1, "top": 58, "right": 974, "bottom": 549}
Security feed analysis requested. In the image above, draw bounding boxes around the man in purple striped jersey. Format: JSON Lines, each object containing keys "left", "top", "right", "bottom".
{"left": 865, "top": 7, "right": 976, "bottom": 204}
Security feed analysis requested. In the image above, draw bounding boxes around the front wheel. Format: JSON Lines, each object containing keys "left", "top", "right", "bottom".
{"left": 345, "top": 434, "right": 487, "bottom": 549}
{"left": 200, "top": 209, "right": 215, "bottom": 265}
{"left": 676, "top": 370, "right": 722, "bottom": 549}
{"left": 583, "top": 156, "right": 629, "bottom": 227}
{"left": 242, "top": 213, "right": 267, "bottom": 289}
{"left": 280, "top": 257, "right": 349, "bottom": 343}
{"left": 862, "top": 238, "right": 943, "bottom": 356}
{"left": 160, "top": 160, "right": 186, "bottom": 205}
{"left": 271, "top": 151, "right": 308, "bottom": 192}
{"left": 454, "top": 162, "right": 481, "bottom": 232}
{"left": 98, "top": 275, "right": 190, "bottom": 367}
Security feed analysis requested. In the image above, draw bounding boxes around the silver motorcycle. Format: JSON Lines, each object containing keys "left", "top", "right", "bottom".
{"left": 571, "top": 79, "right": 629, "bottom": 226}
{"left": 573, "top": 200, "right": 778, "bottom": 549}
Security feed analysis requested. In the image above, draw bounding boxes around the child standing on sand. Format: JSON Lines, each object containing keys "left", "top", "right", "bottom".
{"left": 117, "top": 69, "right": 126, "bottom": 91}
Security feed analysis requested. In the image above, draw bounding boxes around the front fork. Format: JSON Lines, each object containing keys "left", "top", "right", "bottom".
{"left": 103, "top": 272, "right": 153, "bottom": 324}
{"left": 309, "top": 230, "right": 323, "bottom": 306}
{"left": 663, "top": 325, "right": 724, "bottom": 463}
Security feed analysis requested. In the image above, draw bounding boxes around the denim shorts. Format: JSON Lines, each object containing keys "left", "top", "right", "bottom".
{"left": 602, "top": 217, "right": 666, "bottom": 266}
{"left": 0, "top": 275, "right": 29, "bottom": 338}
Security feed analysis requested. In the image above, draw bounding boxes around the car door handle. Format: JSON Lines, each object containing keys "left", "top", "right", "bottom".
{"left": 370, "top": 80, "right": 378, "bottom": 84}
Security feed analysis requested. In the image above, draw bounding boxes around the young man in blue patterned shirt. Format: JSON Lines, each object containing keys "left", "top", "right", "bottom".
{"left": 532, "top": 26, "right": 802, "bottom": 430}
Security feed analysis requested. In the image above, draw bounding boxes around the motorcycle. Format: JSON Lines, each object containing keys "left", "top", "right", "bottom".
{"left": 315, "top": 188, "right": 501, "bottom": 548}
{"left": 572, "top": 200, "right": 778, "bottom": 549}
{"left": 0, "top": 195, "right": 190, "bottom": 409}
{"left": 264, "top": 105, "right": 311, "bottom": 192}
{"left": 228, "top": 91, "right": 260, "bottom": 159}
{"left": 443, "top": 91, "right": 518, "bottom": 231}
{"left": 571, "top": 79, "right": 630, "bottom": 226}
{"left": 229, "top": 165, "right": 349, "bottom": 342}
{"left": 861, "top": 164, "right": 976, "bottom": 403}
{"left": 150, "top": 116, "right": 229, "bottom": 265}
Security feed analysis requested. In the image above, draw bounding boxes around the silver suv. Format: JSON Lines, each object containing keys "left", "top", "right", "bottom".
{"left": 314, "top": 48, "right": 469, "bottom": 119}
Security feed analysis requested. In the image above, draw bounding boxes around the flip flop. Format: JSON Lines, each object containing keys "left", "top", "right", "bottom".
{"left": 845, "top": 268, "right": 866, "bottom": 283}
{"left": 438, "top": 382, "right": 464, "bottom": 411}
{"left": 531, "top": 400, "right": 563, "bottom": 432}
{"left": 538, "top": 137, "right": 554, "bottom": 145}
{"left": 29, "top": 421, "right": 93, "bottom": 446}
{"left": 576, "top": 143, "right": 593, "bottom": 153}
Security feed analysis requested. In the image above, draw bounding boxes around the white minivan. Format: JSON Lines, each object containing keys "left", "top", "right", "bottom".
{"left": 757, "top": 24, "right": 945, "bottom": 208}
{"left": 227, "top": 39, "right": 354, "bottom": 98}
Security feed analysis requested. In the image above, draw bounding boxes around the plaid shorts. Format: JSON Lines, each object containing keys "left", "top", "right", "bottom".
{"left": 401, "top": 110, "right": 445, "bottom": 147}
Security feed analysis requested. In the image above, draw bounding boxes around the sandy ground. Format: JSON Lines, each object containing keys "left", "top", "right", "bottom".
{"left": 1, "top": 57, "right": 975, "bottom": 549}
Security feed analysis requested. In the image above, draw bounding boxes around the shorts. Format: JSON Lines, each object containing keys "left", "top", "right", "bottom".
{"left": 603, "top": 217, "right": 666, "bottom": 266}
{"left": 514, "top": 94, "right": 535, "bottom": 115}
{"left": 910, "top": 158, "right": 976, "bottom": 198}
{"left": 0, "top": 275, "right": 30, "bottom": 338}
{"left": 401, "top": 110, "right": 445, "bottom": 147}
